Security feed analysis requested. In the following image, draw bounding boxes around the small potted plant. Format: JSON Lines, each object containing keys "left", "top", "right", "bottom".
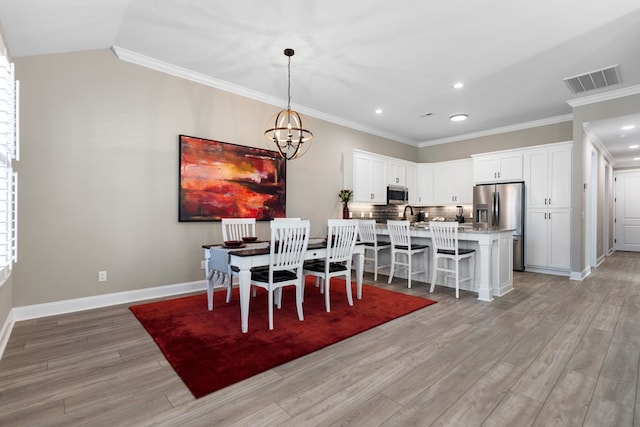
{"left": 338, "top": 189, "right": 353, "bottom": 219}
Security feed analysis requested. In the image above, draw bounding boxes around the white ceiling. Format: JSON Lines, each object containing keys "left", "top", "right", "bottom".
{"left": 1, "top": 0, "right": 640, "bottom": 165}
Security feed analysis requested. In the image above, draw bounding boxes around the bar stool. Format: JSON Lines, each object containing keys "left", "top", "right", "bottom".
{"left": 429, "top": 221, "right": 475, "bottom": 299}
{"left": 387, "top": 220, "right": 429, "bottom": 289}
{"left": 357, "top": 220, "right": 390, "bottom": 281}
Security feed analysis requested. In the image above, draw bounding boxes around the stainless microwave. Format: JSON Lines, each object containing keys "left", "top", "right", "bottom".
{"left": 387, "top": 185, "right": 408, "bottom": 205}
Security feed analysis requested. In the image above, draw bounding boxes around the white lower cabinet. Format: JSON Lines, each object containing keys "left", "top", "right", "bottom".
{"left": 525, "top": 208, "right": 571, "bottom": 271}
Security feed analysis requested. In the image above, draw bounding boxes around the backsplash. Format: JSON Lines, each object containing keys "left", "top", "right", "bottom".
{"left": 349, "top": 203, "right": 473, "bottom": 224}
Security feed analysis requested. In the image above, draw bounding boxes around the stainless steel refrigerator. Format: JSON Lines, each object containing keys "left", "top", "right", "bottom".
{"left": 473, "top": 182, "right": 525, "bottom": 271}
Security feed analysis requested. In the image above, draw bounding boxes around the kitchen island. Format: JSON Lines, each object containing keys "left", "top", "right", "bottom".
{"left": 375, "top": 224, "right": 514, "bottom": 301}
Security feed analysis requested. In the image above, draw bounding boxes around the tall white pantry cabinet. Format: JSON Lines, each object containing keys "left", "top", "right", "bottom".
{"left": 523, "top": 142, "right": 572, "bottom": 272}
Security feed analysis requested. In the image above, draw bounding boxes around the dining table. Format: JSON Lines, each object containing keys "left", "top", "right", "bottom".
{"left": 203, "top": 238, "right": 366, "bottom": 333}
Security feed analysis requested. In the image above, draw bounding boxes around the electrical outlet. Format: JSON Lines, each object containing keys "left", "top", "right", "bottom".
{"left": 98, "top": 271, "right": 107, "bottom": 282}
{"left": 201, "top": 260, "right": 206, "bottom": 270}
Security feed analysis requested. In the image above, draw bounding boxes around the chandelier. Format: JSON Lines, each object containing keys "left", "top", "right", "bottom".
{"left": 264, "top": 48, "right": 313, "bottom": 160}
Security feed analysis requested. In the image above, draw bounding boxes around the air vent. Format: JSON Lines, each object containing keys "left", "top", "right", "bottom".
{"left": 564, "top": 65, "right": 621, "bottom": 94}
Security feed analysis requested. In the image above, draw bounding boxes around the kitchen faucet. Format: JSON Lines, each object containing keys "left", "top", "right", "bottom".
{"left": 402, "top": 205, "right": 414, "bottom": 220}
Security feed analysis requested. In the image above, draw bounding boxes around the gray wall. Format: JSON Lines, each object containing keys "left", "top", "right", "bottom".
{"left": 12, "top": 49, "right": 416, "bottom": 307}
{"left": 418, "top": 121, "right": 573, "bottom": 162}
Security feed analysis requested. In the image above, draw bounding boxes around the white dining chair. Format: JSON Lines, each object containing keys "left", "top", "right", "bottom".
{"left": 304, "top": 219, "right": 359, "bottom": 312}
{"left": 250, "top": 219, "right": 310, "bottom": 330}
{"left": 357, "top": 219, "right": 390, "bottom": 281}
{"left": 429, "top": 221, "right": 475, "bottom": 299}
{"left": 221, "top": 218, "right": 257, "bottom": 302}
{"left": 221, "top": 218, "right": 256, "bottom": 242}
{"left": 387, "top": 220, "right": 429, "bottom": 289}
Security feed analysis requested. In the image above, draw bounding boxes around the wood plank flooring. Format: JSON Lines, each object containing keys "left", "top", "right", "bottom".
{"left": 1, "top": 251, "right": 639, "bottom": 426}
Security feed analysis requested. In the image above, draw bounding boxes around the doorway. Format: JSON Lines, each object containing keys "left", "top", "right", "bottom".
{"left": 614, "top": 170, "right": 640, "bottom": 252}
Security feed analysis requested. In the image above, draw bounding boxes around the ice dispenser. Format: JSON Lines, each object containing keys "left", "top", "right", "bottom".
{"left": 475, "top": 204, "right": 490, "bottom": 227}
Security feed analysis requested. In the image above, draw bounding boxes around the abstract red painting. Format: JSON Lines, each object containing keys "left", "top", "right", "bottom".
{"left": 179, "top": 135, "right": 286, "bottom": 221}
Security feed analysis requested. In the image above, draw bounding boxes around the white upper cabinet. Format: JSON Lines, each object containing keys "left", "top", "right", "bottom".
{"left": 433, "top": 159, "right": 473, "bottom": 205}
{"left": 343, "top": 151, "right": 388, "bottom": 204}
{"left": 473, "top": 151, "right": 523, "bottom": 183}
{"left": 387, "top": 160, "right": 407, "bottom": 186}
{"left": 523, "top": 143, "right": 572, "bottom": 209}
{"left": 416, "top": 163, "right": 433, "bottom": 205}
{"left": 406, "top": 163, "right": 418, "bottom": 205}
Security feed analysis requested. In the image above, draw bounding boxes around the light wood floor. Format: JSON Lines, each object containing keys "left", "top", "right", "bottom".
{"left": 1, "top": 251, "right": 639, "bottom": 426}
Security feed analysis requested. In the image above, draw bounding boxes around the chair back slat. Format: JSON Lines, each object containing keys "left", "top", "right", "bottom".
{"left": 221, "top": 218, "right": 256, "bottom": 241}
{"left": 270, "top": 220, "right": 310, "bottom": 273}
{"left": 327, "top": 219, "right": 358, "bottom": 262}
{"left": 430, "top": 222, "right": 459, "bottom": 253}
{"left": 387, "top": 220, "right": 411, "bottom": 248}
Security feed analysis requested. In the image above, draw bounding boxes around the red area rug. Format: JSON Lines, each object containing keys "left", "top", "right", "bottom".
{"left": 130, "top": 277, "right": 436, "bottom": 398}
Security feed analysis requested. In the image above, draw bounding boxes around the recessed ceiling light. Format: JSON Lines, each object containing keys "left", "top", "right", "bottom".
{"left": 450, "top": 114, "right": 468, "bottom": 122}
{"left": 375, "top": 108, "right": 383, "bottom": 114}
{"left": 622, "top": 125, "right": 635, "bottom": 130}
{"left": 634, "top": 157, "right": 640, "bottom": 161}
{"left": 630, "top": 145, "right": 639, "bottom": 149}
{"left": 453, "top": 82, "right": 464, "bottom": 89}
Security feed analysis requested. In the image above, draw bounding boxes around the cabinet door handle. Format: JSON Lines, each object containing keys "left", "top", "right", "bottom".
{"left": 548, "top": 198, "right": 551, "bottom": 205}
{"left": 549, "top": 212, "right": 551, "bottom": 220}
{"left": 494, "top": 172, "right": 497, "bottom": 178}
{"left": 497, "top": 172, "right": 500, "bottom": 178}
{"left": 544, "top": 198, "right": 547, "bottom": 205}
{"left": 544, "top": 212, "right": 547, "bottom": 220}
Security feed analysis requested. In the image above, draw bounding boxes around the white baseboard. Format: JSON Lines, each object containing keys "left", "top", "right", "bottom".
{"left": 0, "top": 309, "right": 16, "bottom": 362}
{"left": 0, "top": 280, "right": 206, "bottom": 360}
{"left": 525, "top": 266, "right": 571, "bottom": 278}
{"left": 570, "top": 266, "right": 591, "bottom": 281}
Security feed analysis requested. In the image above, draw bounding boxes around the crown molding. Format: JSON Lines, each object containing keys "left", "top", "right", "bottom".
{"left": 567, "top": 84, "right": 640, "bottom": 108}
{"left": 111, "top": 46, "right": 415, "bottom": 146}
{"left": 419, "top": 114, "right": 574, "bottom": 147}
{"left": 583, "top": 124, "right": 615, "bottom": 166}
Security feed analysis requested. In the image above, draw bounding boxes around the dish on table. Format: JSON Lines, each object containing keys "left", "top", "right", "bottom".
{"left": 223, "top": 240, "right": 244, "bottom": 248}
{"left": 242, "top": 236, "right": 258, "bottom": 242}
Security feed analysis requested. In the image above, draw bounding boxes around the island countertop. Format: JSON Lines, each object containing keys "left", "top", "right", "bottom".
{"left": 373, "top": 225, "right": 514, "bottom": 301}
{"left": 376, "top": 222, "right": 514, "bottom": 234}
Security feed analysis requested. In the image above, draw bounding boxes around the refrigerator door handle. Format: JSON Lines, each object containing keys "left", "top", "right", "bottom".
{"left": 493, "top": 191, "right": 500, "bottom": 227}
{"left": 491, "top": 192, "right": 497, "bottom": 227}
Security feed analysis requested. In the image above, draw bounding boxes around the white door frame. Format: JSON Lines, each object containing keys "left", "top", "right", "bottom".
{"left": 614, "top": 169, "right": 640, "bottom": 252}
{"left": 603, "top": 161, "right": 610, "bottom": 256}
